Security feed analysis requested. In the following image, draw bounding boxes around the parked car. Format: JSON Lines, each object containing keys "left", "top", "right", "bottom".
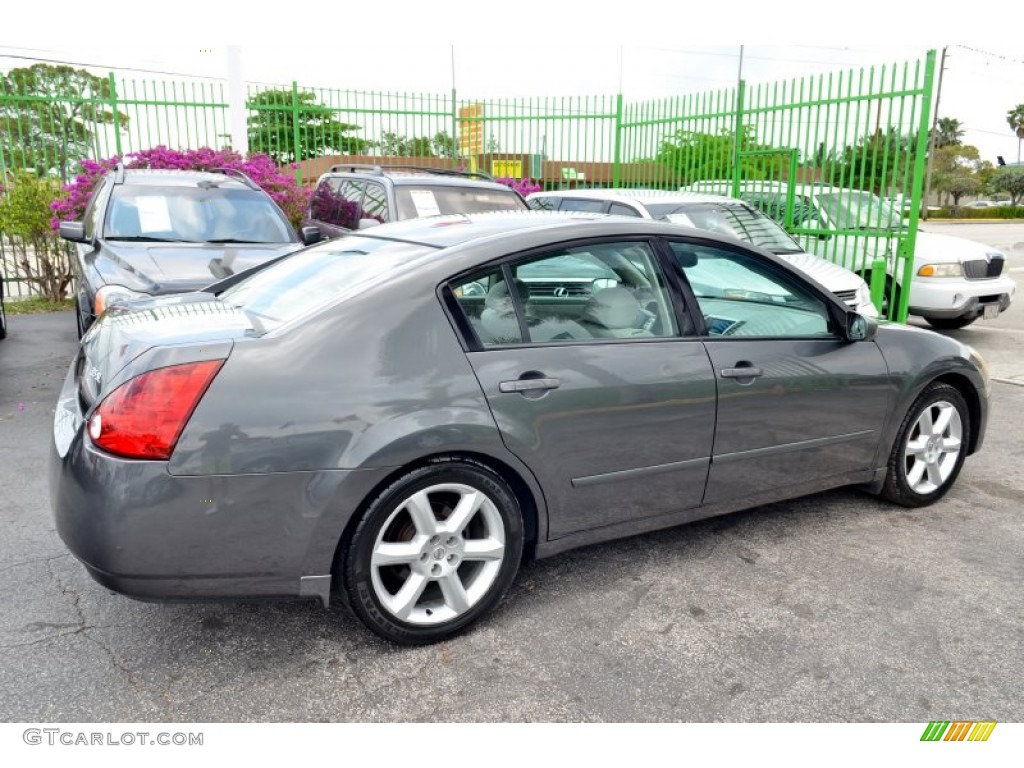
{"left": 51, "top": 212, "right": 990, "bottom": 645}
{"left": 962, "top": 200, "right": 1002, "bottom": 209}
{"left": 303, "top": 164, "right": 529, "bottom": 238}
{"left": 685, "top": 181, "right": 1016, "bottom": 329}
{"left": 58, "top": 165, "right": 320, "bottom": 338}
{"left": 888, "top": 193, "right": 941, "bottom": 214}
{"left": 527, "top": 188, "right": 877, "bottom": 317}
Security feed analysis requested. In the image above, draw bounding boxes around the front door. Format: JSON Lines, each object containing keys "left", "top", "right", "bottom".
{"left": 666, "top": 239, "right": 891, "bottom": 505}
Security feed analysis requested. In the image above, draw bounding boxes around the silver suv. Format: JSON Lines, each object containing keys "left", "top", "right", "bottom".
{"left": 303, "top": 164, "right": 529, "bottom": 238}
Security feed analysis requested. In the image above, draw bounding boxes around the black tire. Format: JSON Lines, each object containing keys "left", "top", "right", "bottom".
{"left": 877, "top": 276, "right": 899, "bottom": 320}
{"left": 881, "top": 382, "right": 970, "bottom": 508}
{"left": 0, "top": 282, "right": 6, "bottom": 341}
{"left": 342, "top": 458, "right": 524, "bottom": 645}
{"left": 925, "top": 315, "right": 977, "bottom": 330}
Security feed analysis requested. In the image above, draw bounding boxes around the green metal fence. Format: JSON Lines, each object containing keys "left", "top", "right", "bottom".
{"left": 1, "top": 52, "right": 936, "bottom": 317}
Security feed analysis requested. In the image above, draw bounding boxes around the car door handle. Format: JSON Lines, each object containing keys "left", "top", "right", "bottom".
{"left": 721, "top": 366, "right": 763, "bottom": 379}
{"left": 499, "top": 377, "right": 561, "bottom": 393}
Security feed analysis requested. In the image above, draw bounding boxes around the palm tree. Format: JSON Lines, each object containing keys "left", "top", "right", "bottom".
{"left": 1008, "top": 104, "right": 1024, "bottom": 164}
{"left": 934, "top": 117, "right": 964, "bottom": 148}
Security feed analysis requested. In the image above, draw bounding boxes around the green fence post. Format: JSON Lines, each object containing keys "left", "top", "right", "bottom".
{"left": 897, "top": 50, "right": 937, "bottom": 323}
{"left": 108, "top": 73, "right": 122, "bottom": 156}
{"left": 613, "top": 93, "right": 623, "bottom": 187}
{"left": 451, "top": 87, "right": 458, "bottom": 170}
{"left": 869, "top": 257, "right": 888, "bottom": 314}
{"left": 291, "top": 81, "right": 301, "bottom": 185}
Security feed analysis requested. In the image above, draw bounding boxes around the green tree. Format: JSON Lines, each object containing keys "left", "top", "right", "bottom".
{"left": 431, "top": 131, "right": 457, "bottom": 159}
{"left": 246, "top": 89, "right": 370, "bottom": 164}
{"left": 932, "top": 117, "right": 965, "bottom": 148}
{"left": 1008, "top": 103, "right": 1024, "bottom": 164}
{"left": 0, "top": 172, "right": 72, "bottom": 300}
{"left": 834, "top": 129, "right": 917, "bottom": 194}
{"left": 929, "top": 144, "right": 986, "bottom": 206}
{"left": 991, "top": 166, "right": 1024, "bottom": 205}
{"left": 0, "top": 64, "right": 128, "bottom": 182}
{"left": 934, "top": 172, "right": 982, "bottom": 207}
{"left": 656, "top": 127, "right": 786, "bottom": 183}
{"left": 377, "top": 132, "right": 446, "bottom": 158}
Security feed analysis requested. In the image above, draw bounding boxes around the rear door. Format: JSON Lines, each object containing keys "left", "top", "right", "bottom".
{"left": 449, "top": 238, "right": 717, "bottom": 539}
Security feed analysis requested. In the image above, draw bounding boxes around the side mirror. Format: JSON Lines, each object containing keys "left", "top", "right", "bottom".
{"left": 59, "top": 221, "right": 87, "bottom": 243}
{"left": 846, "top": 312, "right": 878, "bottom": 342}
{"left": 300, "top": 226, "right": 322, "bottom": 245}
{"left": 357, "top": 218, "right": 381, "bottom": 230}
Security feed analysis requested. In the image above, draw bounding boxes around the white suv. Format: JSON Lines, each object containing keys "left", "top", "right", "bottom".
{"left": 526, "top": 188, "right": 877, "bottom": 316}
{"left": 685, "top": 181, "right": 1015, "bottom": 329}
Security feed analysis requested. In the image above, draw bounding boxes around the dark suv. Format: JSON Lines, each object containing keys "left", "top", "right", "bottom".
{"left": 59, "top": 166, "right": 319, "bottom": 337}
{"left": 303, "top": 164, "right": 529, "bottom": 238}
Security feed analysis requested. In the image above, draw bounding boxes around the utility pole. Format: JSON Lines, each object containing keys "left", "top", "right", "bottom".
{"left": 732, "top": 45, "right": 745, "bottom": 176}
{"left": 922, "top": 46, "right": 947, "bottom": 220}
{"left": 226, "top": 46, "right": 248, "bottom": 155}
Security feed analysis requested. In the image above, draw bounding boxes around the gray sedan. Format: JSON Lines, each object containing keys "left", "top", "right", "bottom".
{"left": 50, "top": 212, "right": 990, "bottom": 644}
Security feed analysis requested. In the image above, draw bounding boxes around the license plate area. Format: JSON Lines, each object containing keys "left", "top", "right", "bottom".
{"left": 982, "top": 304, "right": 999, "bottom": 320}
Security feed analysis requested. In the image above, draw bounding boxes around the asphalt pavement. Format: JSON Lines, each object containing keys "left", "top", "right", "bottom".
{"left": 1, "top": 224, "right": 1022, "bottom": 721}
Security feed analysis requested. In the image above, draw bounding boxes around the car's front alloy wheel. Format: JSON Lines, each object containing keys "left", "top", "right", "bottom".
{"left": 343, "top": 459, "right": 524, "bottom": 644}
{"left": 881, "top": 382, "right": 969, "bottom": 507}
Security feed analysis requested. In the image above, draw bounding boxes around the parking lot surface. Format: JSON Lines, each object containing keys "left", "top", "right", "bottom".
{"left": 1, "top": 221, "right": 1022, "bottom": 722}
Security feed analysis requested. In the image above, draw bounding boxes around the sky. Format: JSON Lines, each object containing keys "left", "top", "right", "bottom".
{"left": 3, "top": 2, "right": 1023, "bottom": 165}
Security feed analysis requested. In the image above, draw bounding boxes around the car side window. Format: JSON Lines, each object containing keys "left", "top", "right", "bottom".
{"left": 608, "top": 202, "right": 642, "bottom": 217}
{"left": 668, "top": 241, "right": 834, "bottom": 338}
{"left": 527, "top": 196, "right": 557, "bottom": 211}
{"left": 310, "top": 178, "right": 363, "bottom": 229}
{"left": 450, "top": 241, "right": 684, "bottom": 348}
{"left": 83, "top": 183, "right": 106, "bottom": 239}
{"left": 452, "top": 266, "right": 524, "bottom": 346}
{"left": 360, "top": 181, "right": 389, "bottom": 223}
{"left": 558, "top": 199, "right": 606, "bottom": 213}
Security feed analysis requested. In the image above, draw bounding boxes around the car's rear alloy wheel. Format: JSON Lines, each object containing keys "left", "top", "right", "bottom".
{"left": 881, "top": 382, "right": 969, "bottom": 507}
{"left": 343, "top": 460, "right": 523, "bottom": 644}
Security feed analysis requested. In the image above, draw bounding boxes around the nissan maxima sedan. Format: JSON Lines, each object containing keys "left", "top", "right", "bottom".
{"left": 50, "top": 212, "right": 990, "bottom": 645}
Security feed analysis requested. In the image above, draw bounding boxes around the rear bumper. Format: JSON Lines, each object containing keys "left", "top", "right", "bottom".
{"left": 49, "top": 417, "right": 393, "bottom": 603}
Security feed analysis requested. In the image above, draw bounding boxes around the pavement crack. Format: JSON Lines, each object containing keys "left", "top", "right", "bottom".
{"left": 0, "top": 553, "right": 70, "bottom": 576}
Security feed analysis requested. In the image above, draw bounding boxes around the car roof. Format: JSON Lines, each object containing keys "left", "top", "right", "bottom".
{"left": 321, "top": 166, "right": 516, "bottom": 192}
{"left": 336, "top": 209, "right": 747, "bottom": 253}
{"left": 116, "top": 168, "right": 256, "bottom": 190}
{"left": 529, "top": 188, "right": 748, "bottom": 206}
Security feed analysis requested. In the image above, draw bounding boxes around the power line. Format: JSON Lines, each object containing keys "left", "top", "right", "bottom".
{"left": 0, "top": 51, "right": 225, "bottom": 81}
{"left": 632, "top": 45, "right": 920, "bottom": 68}
{"left": 953, "top": 45, "right": 1024, "bottom": 67}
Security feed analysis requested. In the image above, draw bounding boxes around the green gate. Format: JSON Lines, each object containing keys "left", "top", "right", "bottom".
{"left": 1, "top": 52, "right": 936, "bottom": 312}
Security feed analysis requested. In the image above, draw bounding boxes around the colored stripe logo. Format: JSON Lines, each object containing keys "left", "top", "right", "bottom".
{"left": 921, "top": 721, "right": 997, "bottom": 741}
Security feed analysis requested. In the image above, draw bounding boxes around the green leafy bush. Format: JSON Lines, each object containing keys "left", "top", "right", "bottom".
{"left": 0, "top": 172, "right": 73, "bottom": 301}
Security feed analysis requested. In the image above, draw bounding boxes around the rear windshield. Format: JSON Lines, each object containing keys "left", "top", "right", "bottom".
{"left": 217, "top": 235, "right": 435, "bottom": 331}
{"left": 395, "top": 185, "right": 527, "bottom": 220}
{"left": 645, "top": 201, "right": 802, "bottom": 254}
{"left": 106, "top": 184, "right": 296, "bottom": 244}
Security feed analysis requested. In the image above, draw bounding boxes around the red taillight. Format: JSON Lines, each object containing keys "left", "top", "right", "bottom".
{"left": 88, "top": 360, "right": 224, "bottom": 460}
